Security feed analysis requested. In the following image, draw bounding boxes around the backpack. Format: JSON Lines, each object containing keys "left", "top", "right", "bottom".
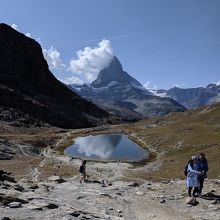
{"left": 184, "top": 163, "right": 189, "bottom": 176}
{"left": 79, "top": 165, "right": 84, "bottom": 173}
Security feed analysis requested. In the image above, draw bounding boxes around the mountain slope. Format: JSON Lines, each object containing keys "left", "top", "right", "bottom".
{"left": 155, "top": 83, "right": 220, "bottom": 109}
{"left": 0, "top": 23, "right": 108, "bottom": 128}
{"left": 70, "top": 56, "right": 186, "bottom": 118}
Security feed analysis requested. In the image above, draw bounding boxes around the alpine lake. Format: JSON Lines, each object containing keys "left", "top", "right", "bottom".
{"left": 64, "top": 134, "right": 149, "bottom": 162}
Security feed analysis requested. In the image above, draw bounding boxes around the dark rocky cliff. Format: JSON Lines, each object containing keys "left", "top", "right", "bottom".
{"left": 0, "top": 23, "right": 108, "bottom": 128}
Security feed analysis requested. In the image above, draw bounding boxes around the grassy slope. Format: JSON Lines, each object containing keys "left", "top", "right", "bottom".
{"left": 124, "top": 102, "right": 220, "bottom": 180}
{"left": 1, "top": 103, "right": 219, "bottom": 181}
{"left": 55, "top": 103, "right": 220, "bottom": 180}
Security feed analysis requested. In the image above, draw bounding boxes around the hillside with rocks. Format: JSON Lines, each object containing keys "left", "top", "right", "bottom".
{"left": 0, "top": 152, "right": 220, "bottom": 220}
{"left": 0, "top": 101, "right": 220, "bottom": 219}
{"left": 0, "top": 23, "right": 108, "bottom": 129}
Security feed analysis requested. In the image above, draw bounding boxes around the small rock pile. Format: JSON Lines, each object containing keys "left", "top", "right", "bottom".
{"left": 0, "top": 170, "right": 16, "bottom": 182}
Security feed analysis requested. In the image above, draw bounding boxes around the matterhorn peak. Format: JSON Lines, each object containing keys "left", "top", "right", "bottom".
{"left": 91, "top": 56, "right": 142, "bottom": 89}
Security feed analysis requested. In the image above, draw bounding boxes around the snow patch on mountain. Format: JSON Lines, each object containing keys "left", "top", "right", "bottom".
{"left": 143, "top": 81, "right": 167, "bottom": 97}
{"left": 216, "top": 81, "right": 220, "bottom": 86}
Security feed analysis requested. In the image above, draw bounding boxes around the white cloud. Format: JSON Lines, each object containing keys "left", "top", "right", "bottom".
{"left": 43, "top": 47, "right": 66, "bottom": 70}
{"left": 59, "top": 76, "right": 84, "bottom": 85}
{"left": 144, "top": 81, "right": 157, "bottom": 90}
{"left": 11, "top": 24, "right": 19, "bottom": 31}
{"left": 68, "top": 39, "right": 114, "bottom": 82}
{"left": 173, "top": 83, "right": 185, "bottom": 88}
{"left": 25, "top": 33, "right": 31, "bottom": 37}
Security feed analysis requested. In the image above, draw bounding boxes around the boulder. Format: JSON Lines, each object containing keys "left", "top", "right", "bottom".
{"left": 0, "top": 153, "right": 13, "bottom": 160}
{"left": 0, "top": 195, "right": 29, "bottom": 205}
{"left": 29, "top": 184, "right": 39, "bottom": 190}
{"left": 14, "top": 184, "right": 24, "bottom": 192}
{"left": 2, "top": 174, "right": 16, "bottom": 183}
{"left": 136, "top": 191, "right": 145, "bottom": 196}
{"left": 70, "top": 211, "right": 88, "bottom": 217}
{"left": 32, "top": 201, "right": 58, "bottom": 209}
{"left": 27, "top": 205, "right": 43, "bottom": 211}
{"left": 46, "top": 203, "right": 59, "bottom": 209}
{"left": 128, "top": 182, "right": 139, "bottom": 187}
{"left": 8, "top": 201, "right": 22, "bottom": 208}
{"left": 0, "top": 170, "right": 15, "bottom": 182}
{"left": 160, "top": 199, "right": 166, "bottom": 204}
{"left": 48, "top": 175, "right": 66, "bottom": 183}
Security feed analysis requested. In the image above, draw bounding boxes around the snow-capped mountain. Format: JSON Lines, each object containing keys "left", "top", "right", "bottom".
{"left": 153, "top": 83, "right": 220, "bottom": 109}
{"left": 69, "top": 56, "right": 186, "bottom": 119}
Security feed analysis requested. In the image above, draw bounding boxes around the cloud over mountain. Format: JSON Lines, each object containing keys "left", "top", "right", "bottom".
{"left": 59, "top": 76, "right": 84, "bottom": 85}
{"left": 68, "top": 39, "right": 114, "bottom": 82}
{"left": 144, "top": 81, "right": 157, "bottom": 90}
{"left": 11, "top": 24, "right": 19, "bottom": 31}
{"left": 43, "top": 47, "right": 66, "bottom": 70}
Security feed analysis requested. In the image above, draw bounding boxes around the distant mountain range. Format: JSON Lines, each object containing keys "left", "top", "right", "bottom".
{"left": 69, "top": 56, "right": 186, "bottom": 119}
{"left": 148, "top": 83, "right": 220, "bottom": 109}
{"left": 1, "top": 23, "right": 216, "bottom": 127}
{"left": 0, "top": 23, "right": 108, "bottom": 128}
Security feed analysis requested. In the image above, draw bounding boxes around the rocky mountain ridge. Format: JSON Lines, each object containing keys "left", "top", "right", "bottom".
{"left": 150, "top": 83, "right": 220, "bottom": 109}
{"left": 70, "top": 57, "right": 186, "bottom": 118}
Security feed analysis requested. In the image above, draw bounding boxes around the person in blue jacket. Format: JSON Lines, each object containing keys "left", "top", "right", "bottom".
{"left": 198, "top": 153, "right": 208, "bottom": 195}
{"left": 186, "top": 156, "right": 201, "bottom": 197}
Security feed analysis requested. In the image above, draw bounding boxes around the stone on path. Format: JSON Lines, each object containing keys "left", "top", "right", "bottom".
{"left": 48, "top": 175, "right": 66, "bottom": 183}
{"left": 29, "top": 184, "right": 39, "bottom": 190}
{"left": 1, "top": 174, "right": 16, "bottom": 183}
{"left": 128, "top": 182, "right": 139, "bottom": 187}
{"left": 136, "top": 191, "right": 145, "bottom": 196}
{"left": 185, "top": 197, "right": 198, "bottom": 206}
{"left": 99, "top": 193, "right": 112, "bottom": 198}
{"left": 160, "top": 199, "right": 166, "bottom": 204}
{"left": 27, "top": 205, "right": 43, "bottom": 211}
{"left": 0, "top": 195, "right": 28, "bottom": 205}
{"left": 8, "top": 201, "right": 21, "bottom": 208}
{"left": 46, "top": 203, "right": 59, "bottom": 209}
{"left": 14, "top": 184, "right": 24, "bottom": 192}
{"left": 31, "top": 202, "right": 59, "bottom": 210}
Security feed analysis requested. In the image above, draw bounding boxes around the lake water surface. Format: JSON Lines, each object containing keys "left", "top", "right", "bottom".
{"left": 64, "top": 134, "right": 148, "bottom": 161}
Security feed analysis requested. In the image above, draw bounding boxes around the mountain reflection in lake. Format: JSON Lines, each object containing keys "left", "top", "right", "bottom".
{"left": 64, "top": 134, "right": 148, "bottom": 161}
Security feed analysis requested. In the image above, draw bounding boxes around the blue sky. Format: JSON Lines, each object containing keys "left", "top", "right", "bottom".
{"left": 1, "top": 0, "right": 220, "bottom": 89}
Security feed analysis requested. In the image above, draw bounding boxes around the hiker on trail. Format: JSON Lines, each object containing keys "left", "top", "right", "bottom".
{"left": 79, "top": 160, "right": 88, "bottom": 183}
{"left": 198, "top": 153, "right": 208, "bottom": 195}
{"left": 186, "top": 156, "right": 202, "bottom": 197}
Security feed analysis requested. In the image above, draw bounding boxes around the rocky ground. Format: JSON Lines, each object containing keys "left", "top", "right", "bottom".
{"left": 0, "top": 148, "right": 220, "bottom": 220}
{"left": 0, "top": 121, "right": 220, "bottom": 220}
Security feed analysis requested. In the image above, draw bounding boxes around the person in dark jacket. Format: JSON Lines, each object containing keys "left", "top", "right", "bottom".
{"left": 198, "top": 153, "right": 208, "bottom": 195}
{"left": 79, "top": 160, "right": 87, "bottom": 183}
